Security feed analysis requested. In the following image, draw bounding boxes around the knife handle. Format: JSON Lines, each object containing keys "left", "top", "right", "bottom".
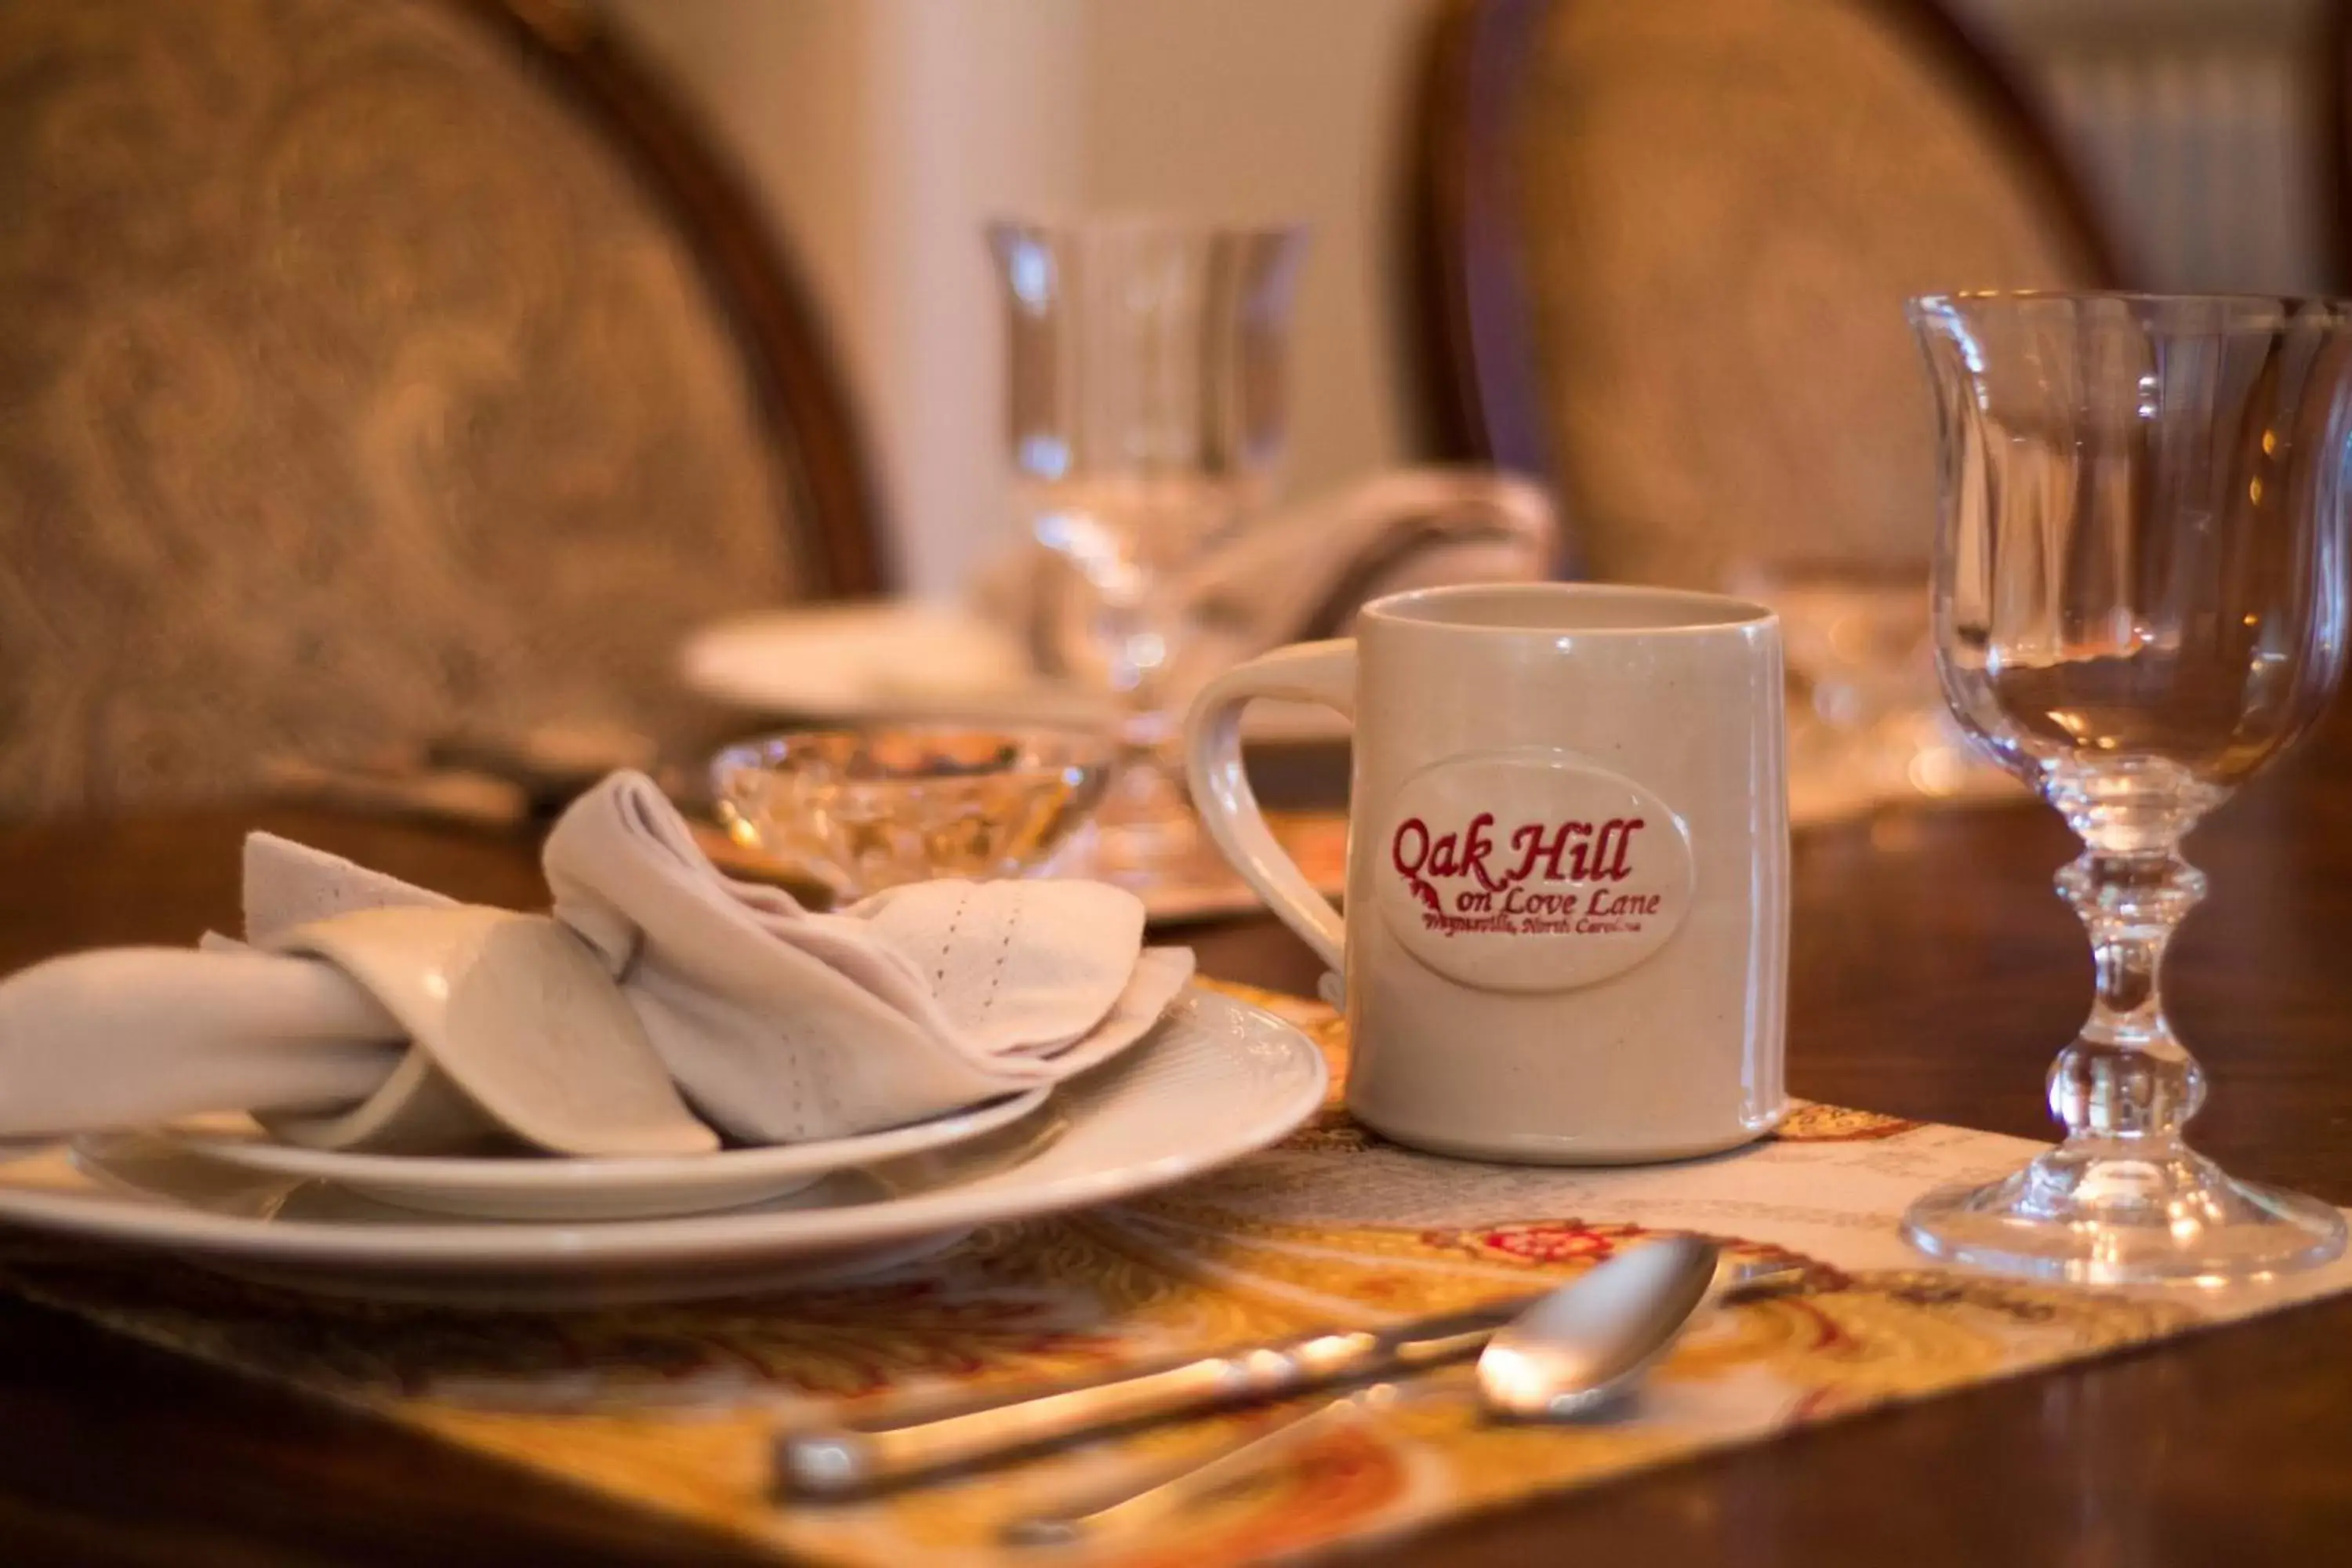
{"left": 775, "top": 1327, "right": 1390, "bottom": 1497}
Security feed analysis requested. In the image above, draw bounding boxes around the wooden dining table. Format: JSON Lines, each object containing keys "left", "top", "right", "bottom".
{"left": 1, "top": 706, "right": 2349, "bottom": 1566}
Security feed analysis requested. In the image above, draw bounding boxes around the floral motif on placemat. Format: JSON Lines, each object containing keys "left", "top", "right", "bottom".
{"left": 1282, "top": 1105, "right": 1379, "bottom": 1154}
{"left": 1773, "top": 1102, "right": 1924, "bottom": 1142}
{"left": 1418, "top": 1218, "right": 1834, "bottom": 1288}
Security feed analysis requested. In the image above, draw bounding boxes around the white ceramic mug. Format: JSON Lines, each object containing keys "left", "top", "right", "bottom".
{"left": 1185, "top": 583, "right": 1789, "bottom": 1163}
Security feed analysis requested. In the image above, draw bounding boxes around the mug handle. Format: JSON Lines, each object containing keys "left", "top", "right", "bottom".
{"left": 1183, "top": 641, "right": 1356, "bottom": 972}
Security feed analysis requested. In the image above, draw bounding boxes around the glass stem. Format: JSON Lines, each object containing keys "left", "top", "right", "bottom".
{"left": 2048, "top": 844, "right": 2209, "bottom": 1145}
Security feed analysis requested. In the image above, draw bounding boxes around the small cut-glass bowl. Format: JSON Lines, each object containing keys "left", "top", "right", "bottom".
{"left": 710, "top": 726, "right": 1115, "bottom": 899}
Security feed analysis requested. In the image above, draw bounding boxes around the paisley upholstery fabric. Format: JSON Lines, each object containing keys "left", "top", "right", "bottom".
{"left": 0, "top": 0, "right": 818, "bottom": 816}
{"left": 1503, "top": 0, "right": 2107, "bottom": 589}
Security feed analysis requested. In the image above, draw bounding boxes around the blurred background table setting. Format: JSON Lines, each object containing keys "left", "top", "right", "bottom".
{"left": 6, "top": 0, "right": 2352, "bottom": 1564}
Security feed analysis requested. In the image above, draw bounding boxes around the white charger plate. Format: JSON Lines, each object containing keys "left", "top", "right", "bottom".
{"left": 677, "top": 601, "right": 1349, "bottom": 744}
{"left": 156, "top": 1087, "right": 1052, "bottom": 1222}
{"left": 2, "top": 988, "right": 1326, "bottom": 1308}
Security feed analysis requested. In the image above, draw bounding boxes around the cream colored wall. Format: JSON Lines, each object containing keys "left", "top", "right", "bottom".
{"left": 603, "top": 0, "right": 1434, "bottom": 597}
{"left": 608, "top": 0, "right": 1087, "bottom": 596}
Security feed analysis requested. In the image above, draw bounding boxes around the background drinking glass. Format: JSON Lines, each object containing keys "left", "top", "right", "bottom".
{"left": 1905, "top": 290, "right": 2352, "bottom": 1283}
{"left": 988, "top": 216, "right": 1308, "bottom": 879}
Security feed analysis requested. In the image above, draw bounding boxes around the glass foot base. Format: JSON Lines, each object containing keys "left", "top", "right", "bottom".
{"left": 1902, "top": 1141, "right": 2347, "bottom": 1285}
{"left": 1082, "top": 759, "right": 1219, "bottom": 885}
{"left": 1062, "top": 818, "right": 1243, "bottom": 895}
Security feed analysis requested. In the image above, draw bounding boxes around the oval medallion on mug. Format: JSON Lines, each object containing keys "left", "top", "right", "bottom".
{"left": 1374, "top": 751, "right": 1693, "bottom": 993}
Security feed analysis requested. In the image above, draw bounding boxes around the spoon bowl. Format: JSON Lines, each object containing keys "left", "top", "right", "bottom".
{"left": 1476, "top": 1233, "right": 1721, "bottom": 1419}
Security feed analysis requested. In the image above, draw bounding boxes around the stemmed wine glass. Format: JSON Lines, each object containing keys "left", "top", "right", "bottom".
{"left": 1906, "top": 292, "right": 2352, "bottom": 1283}
{"left": 987, "top": 216, "right": 1308, "bottom": 884}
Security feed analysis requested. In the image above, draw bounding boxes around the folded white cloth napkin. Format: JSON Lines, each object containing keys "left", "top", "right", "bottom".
{"left": 0, "top": 772, "right": 1192, "bottom": 1151}
{"left": 1171, "top": 467, "right": 1559, "bottom": 652}
{"left": 978, "top": 466, "right": 1559, "bottom": 679}
{"left": 542, "top": 772, "right": 1193, "bottom": 1144}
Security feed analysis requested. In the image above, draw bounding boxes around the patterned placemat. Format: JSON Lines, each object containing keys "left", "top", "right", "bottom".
{"left": 4, "top": 982, "right": 2348, "bottom": 1566}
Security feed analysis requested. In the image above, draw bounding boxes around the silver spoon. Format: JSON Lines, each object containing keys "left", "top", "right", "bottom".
{"left": 1003, "top": 1236, "right": 1740, "bottom": 1547}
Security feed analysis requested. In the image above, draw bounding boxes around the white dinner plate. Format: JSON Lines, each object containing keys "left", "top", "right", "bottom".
{"left": 677, "top": 601, "right": 1350, "bottom": 744}
{"left": 1, "top": 987, "right": 1326, "bottom": 1308}
{"left": 155, "top": 1087, "right": 1053, "bottom": 1222}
